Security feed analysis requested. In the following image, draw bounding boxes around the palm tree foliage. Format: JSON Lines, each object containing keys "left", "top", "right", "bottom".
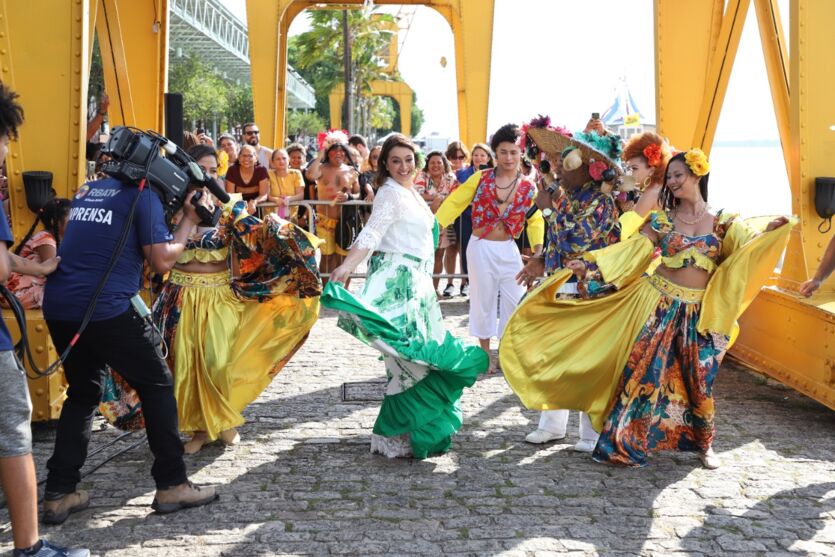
{"left": 289, "top": 9, "right": 423, "bottom": 138}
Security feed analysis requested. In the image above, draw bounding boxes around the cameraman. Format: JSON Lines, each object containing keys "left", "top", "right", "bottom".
{"left": 0, "top": 84, "right": 89, "bottom": 556}
{"left": 40, "top": 139, "right": 217, "bottom": 524}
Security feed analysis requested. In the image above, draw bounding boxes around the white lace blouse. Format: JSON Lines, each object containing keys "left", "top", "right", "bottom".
{"left": 353, "top": 178, "right": 436, "bottom": 261}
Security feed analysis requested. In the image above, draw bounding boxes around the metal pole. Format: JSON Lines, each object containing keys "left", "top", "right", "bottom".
{"left": 342, "top": 9, "right": 354, "bottom": 132}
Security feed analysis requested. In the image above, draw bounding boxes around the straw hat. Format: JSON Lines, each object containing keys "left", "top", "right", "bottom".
{"left": 526, "top": 126, "right": 622, "bottom": 175}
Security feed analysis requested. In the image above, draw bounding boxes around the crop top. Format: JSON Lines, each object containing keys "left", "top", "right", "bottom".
{"left": 176, "top": 227, "right": 228, "bottom": 265}
{"left": 435, "top": 169, "right": 544, "bottom": 247}
{"left": 648, "top": 211, "right": 731, "bottom": 274}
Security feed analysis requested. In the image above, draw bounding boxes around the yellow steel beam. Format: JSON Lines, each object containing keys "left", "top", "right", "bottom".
{"left": 0, "top": 0, "right": 88, "bottom": 421}
{"left": 0, "top": 0, "right": 89, "bottom": 234}
{"left": 783, "top": 0, "right": 835, "bottom": 289}
{"left": 733, "top": 289, "right": 835, "bottom": 411}
{"left": 246, "top": 0, "right": 493, "bottom": 148}
{"left": 330, "top": 80, "right": 414, "bottom": 136}
{"left": 730, "top": 0, "right": 835, "bottom": 412}
{"left": 96, "top": 0, "right": 168, "bottom": 132}
{"left": 654, "top": 0, "right": 725, "bottom": 149}
{"left": 753, "top": 0, "right": 791, "bottom": 178}
{"left": 440, "top": 0, "right": 493, "bottom": 147}
{"left": 691, "top": 0, "right": 751, "bottom": 153}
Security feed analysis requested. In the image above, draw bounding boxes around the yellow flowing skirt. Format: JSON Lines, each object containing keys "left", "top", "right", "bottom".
{"left": 158, "top": 269, "right": 320, "bottom": 440}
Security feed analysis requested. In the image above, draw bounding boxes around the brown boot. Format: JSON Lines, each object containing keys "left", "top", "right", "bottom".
{"left": 151, "top": 481, "right": 218, "bottom": 514}
{"left": 42, "top": 490, "right": 90, "bottom": 525}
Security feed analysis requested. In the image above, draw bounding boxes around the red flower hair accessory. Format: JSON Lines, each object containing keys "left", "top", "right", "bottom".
{"left": 588, "top": 160, "right": 608, "bottom": 181}
{"left": 317, "top": 129, "right": 349, "bottom": 151}
{"left": 643, "top": 143, "right": 662, "bottom": 167}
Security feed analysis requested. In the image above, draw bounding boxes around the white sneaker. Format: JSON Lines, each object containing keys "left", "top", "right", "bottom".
{"left": 573, "top": 439, "right": 598, "bottom": 453}
{"left": 525, "top": 429, "right": 566, "bottom": 444}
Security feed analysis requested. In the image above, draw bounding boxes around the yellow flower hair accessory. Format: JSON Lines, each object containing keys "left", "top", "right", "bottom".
{"left": 684, "top": 148, "right": 710, "bottom": 177}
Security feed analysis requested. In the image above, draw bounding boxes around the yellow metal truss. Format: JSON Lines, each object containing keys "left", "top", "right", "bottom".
{"left": 329, "top": 80, "right": 414, "bottom": 137}
{"left": 245, "top": 0, "right": 494, "bottom": 148}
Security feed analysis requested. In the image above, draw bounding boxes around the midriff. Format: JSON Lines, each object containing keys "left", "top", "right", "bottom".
{"left": 174, "top": 260, "right": 227, "bottom": 274}
{"left": 473, "top": 223, "right": 512, "bottom": 242}
{"left": 655, "top": 264, "right": 710, "bottom": 290}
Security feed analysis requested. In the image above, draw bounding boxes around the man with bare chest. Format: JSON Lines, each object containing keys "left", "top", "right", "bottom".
{"left": 307, "top": 143, "right": 359, "bottom": 280}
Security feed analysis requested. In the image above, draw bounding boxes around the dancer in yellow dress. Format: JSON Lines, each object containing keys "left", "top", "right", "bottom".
{"left": 502, "top": 149, "right": 793, "bottom": 468}
{"left": 153, "top": 145, "right": 322, "bottom": 453}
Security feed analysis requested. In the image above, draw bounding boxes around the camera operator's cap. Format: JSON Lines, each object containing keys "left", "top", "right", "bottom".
{"left": 22, "top": 171, "right": 55, "bottom": 214}
{"left": 524, "top": 116, "right": 623, "bottom": 175}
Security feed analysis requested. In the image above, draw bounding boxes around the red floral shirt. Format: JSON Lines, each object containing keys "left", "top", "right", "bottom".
{"left": 470, "top": 169, "right": 536, "bottom": 239}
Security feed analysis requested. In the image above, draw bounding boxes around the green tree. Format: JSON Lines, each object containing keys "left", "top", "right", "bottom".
{"left": 226, "top": 82, "right": 254, "bottom": 128}
{"left": 287, "top": 110, "right": 326, "bottom": 138}
{"left": 168, "top": 53, "right": 228, "bottom": 128}
{"left": 289, "top": 9, "right": 423, "bottom": 137}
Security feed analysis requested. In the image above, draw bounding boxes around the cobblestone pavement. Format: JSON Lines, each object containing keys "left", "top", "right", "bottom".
{"left": 2, "top": 297, "right": 834, "bottom": 556}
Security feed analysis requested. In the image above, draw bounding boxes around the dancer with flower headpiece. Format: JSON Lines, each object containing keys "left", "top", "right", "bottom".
{"left": 618, "top": 132, "right": 672, "bottom": 239}
{"left": 501, "top": 148, "right": 793, "bottom": 468}
{"left": 305, "top": 130, "right": 360, "bottom": 283}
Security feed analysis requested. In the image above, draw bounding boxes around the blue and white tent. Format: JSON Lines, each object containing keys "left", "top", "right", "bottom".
{"left": 602, "top": 78, "right": 652, "bottom": 128}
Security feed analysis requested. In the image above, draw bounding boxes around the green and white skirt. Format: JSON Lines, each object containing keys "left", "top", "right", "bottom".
{"left": 321, "top": 251, "right": 489, "bottom": 459}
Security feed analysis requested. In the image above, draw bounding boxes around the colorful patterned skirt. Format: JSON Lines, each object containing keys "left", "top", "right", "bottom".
{"left": 153, "top": 268, "right": 320, "bottom": 440}
{"left": 321, "top": 251, "right": 488, "bottom": 459}
{"left": 500, "top": 271, "right": 728, "bottom": 467}
{"left": 592, "top": 274, "right": 726, "bottom": 467}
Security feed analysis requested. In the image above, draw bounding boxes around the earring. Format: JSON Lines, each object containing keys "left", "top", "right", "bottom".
{"left": 642, "top": 176, "right": 651, "bottom": 190}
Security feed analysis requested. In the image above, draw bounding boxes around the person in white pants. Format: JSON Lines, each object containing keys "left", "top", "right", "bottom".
{"left": 435, "top": 124, "right": 545, "bottom": 371}
{"left": 514, "top": 118, "right": 622, "bottom": 453}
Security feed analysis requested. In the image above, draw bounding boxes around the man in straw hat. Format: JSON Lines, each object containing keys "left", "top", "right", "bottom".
{"left": 514, "top": 116, "right": 622, "bottom": 452}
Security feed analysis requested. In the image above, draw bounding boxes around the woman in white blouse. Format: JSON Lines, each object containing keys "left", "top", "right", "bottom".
{"left": 325, "top": 134, "right": 489, "bottom": 459}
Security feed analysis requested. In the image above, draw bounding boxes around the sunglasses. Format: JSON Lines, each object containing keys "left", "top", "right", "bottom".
{"left": 244, "top": 130, "right": 260, "bottom": 135}
{"left": 450, "top": 155, "right": 466, "bottom": 160}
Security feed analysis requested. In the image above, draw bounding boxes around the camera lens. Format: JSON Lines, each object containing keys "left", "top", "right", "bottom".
{"left": 538, "top": 160, "right": 551, "bottom": 174}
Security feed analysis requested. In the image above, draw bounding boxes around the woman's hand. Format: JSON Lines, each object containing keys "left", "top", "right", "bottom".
{"left": 765, "top": 216, "right": 790, "bottom": 232}
{"left": 246, "top": 199, "right": 258, "bottom": 215}
{"left": 515, "top": 255, "right": 545, "bottom": 287}
{"left": 329, "top": 264, "right": 352, "bottom": 285}
{"left": 799, "top": 278, "right": 821, "bottom": 297}
{"left": 566, "top": 259, "right": 587, "bottom": 279}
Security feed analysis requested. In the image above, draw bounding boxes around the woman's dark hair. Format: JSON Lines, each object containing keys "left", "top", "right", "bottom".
{"left": 324, "top": 142, "right": 357, "bottom": 169}
{"left": 375, "top": 133, "right": 418, "bottom": 187}
{"left": 424, "top": 150, "right": 451, "bottom": 175}
{"left": 186, "top": 144, "right": 218, "bottom": 164}
{"left": 469, "top": 143, "right": 495, "bottom": 169}
{"left": 490, "top": 123, "right": 520, "bottom": 153}
{"left": 14, "top": 197, "right": 72, "bottom": 255}
{"left": 0, "top": 83, "right": 24, "bottom": 140}
{"left": 659, "top": 152, "right": 709, "bottom": 211}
